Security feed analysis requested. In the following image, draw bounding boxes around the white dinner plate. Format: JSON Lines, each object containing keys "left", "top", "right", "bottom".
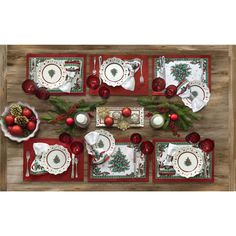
{"left": 37, "top": 59, "right": 67, "bottom": 89}
{"left": 172, "top": 146, "right": 204, "bottom": 178}
{"left": 41, "top": 144, "right": 71, "bottom": 175}
{"left": 99, "top": 57, "right": 129, "bottom": 87}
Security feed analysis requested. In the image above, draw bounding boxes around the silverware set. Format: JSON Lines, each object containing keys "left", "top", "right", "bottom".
{"left": 71, "top": 154, "right": 79, "bottom": 179}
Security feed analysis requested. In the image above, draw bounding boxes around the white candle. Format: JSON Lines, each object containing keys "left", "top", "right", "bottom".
{"left": 150, "top": 114, "right": 165, "bottom": 128}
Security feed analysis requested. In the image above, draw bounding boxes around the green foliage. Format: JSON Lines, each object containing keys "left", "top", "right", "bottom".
{"left": 171, "top": 63, "right": 191, "bottom": 82}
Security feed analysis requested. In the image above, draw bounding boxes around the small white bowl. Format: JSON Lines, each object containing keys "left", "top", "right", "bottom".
{"left": 0, "top": 102, "right": 40, "bottom": 143}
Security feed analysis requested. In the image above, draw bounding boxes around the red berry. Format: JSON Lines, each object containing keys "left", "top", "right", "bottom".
{"left": 22, "top": 107, "right": 33, "bottom": 118}
{"left": 26, "top": 121, "right": 36, "bottom": 131}
{"left": 5, "top": 115, "right": 15, "bottom": 126}
{"left": 170, "top": 113, "right": 178, "bottom": 121}
{"left": 66, "top": 117, "right": 74, "bottom": 126}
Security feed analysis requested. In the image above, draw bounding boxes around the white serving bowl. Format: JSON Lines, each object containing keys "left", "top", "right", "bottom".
{"left": 0, "top": 102, "right": 40, "bottom": 143}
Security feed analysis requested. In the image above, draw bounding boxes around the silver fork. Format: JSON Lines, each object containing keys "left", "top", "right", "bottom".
{"left": 140, "top": 60, "right": 144, "bottom": 84}
{"left": 25, "top": 151, "right": 30, "bottom": 177}
{"left": 71, "top": 154, "right": 75, "bottom": 179}
{"left": 75, "top": 157, "right": 78, "bottom": 178}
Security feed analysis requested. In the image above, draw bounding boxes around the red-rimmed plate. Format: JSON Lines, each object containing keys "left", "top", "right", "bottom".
{"left": 41, "top": 144, "right": 71, "bottom": 175}
{"left": 172, "top": 146, "right": 204, "bottom": 178}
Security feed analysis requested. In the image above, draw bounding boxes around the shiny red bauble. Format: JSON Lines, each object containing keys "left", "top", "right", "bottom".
{"left": 59, "top": 132, "right": 73, "bottom": 144}
{"left": 87, "top": 75, "right": 100, "bottom": 90}
{"left": 185, "top": 132, "right": 201, "bottom": 144}
{"left": 26, "top": 121, "right": 36, "bottom": 131}
{"left": 66, "top": 117, "right": 74, "bottom": 126}
{"left": 22, "top": 107, "right": 33, "bottom": 118}
{"left": 5, "top": 115, "right": 15, "bottom": 126}
{"left": 130, "top": 133, "right": 142, "bottom": 144}
{"left": 70, "top": 141, "right": 84, "bottom": 155}
{"left": 165, "top": 85, "right": 177, "bottom": 98}
{"left": 104, "top": 116, "right": 114, "bottom": 127}
{"left": 10, "top": 125, "right": 23, "bottom": 136}
{"left": 199, "top": 139, "right": 214, "bottom": 153}
{"left": 122, "top": 107, "right": 132, "bottom": 117}
{"left": 152, "top": 77, "right": 166, "bottom": 92}
{"left": 169, "top": 113, "right": 178, "bottom": 121}
{"left": 140, "top": 141, "right": 154, "bottom": 155}
{"left": 98, "top": 85, "right": 110, "bottom": 99}
{"left": 22, "top": 80, "right": 38, "bottom": 95}
{"left": 35, "top": 87, "right": 50, "bottom": 100}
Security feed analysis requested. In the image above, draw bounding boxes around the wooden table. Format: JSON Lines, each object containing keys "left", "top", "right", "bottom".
{"left": 0, "top": 45, "right": 235, "bottom": 191}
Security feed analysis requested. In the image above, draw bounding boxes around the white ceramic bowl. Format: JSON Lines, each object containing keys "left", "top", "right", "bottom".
{"left": 0, "top": 102, "right": 40, "bottom": 143}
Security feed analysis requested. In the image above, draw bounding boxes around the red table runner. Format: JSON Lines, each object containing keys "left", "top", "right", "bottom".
{"left": 23, "top": 138, "right": 84, "bottom": 181}
{"left": 89, "top": 55, "right": 149, "bottom": 96}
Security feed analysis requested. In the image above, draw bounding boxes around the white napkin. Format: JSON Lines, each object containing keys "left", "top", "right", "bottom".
{"left": 85, "top": 131, "right": 100, "bottom": 146}
{"left": 30, "top": 143, "right": 50, "bottom": 174}
{"left": 160, "top": 143, "right": 190, "bottom": 167}
{"left": 121, "top": 76, "right": 135, "bottom": 91}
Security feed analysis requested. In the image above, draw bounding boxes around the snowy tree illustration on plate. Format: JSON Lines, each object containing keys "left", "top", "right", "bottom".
{"left": 171, "top": 63, "right": 191, "bottom": 82}
{"left": 108, "top": 148, "right": 130, "bottom": 172}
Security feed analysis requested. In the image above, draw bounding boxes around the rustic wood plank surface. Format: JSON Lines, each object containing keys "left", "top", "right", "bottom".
{"left": 1, "top": 45, "right": 232, "bottom": 191}
{"left": 0, "top": 45, "right": 7, "bottom": 191}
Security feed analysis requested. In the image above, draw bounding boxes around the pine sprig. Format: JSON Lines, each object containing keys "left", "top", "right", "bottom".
{"left": 137, "top": 96, "right": 201, "bottom": 132}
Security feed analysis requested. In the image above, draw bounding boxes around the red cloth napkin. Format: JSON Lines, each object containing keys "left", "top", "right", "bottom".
{"left": 23, "top": 138, "right": 84, "bottom": 181}
{"left": 89, "top": 55, "right": 149, "bottom": 96}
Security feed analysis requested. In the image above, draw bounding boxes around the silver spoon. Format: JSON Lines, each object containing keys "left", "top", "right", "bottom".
{"left": 92, "top": 57, "right": 97, "bottom": 75}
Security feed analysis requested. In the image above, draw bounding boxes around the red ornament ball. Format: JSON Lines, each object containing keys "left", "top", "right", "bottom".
{"left": 199, "top": 139, "right": 214, "bottom": 153}
{"left": 70, "top": 141, "right": 84, "bottom": 155}
{"left": 10, "top": 125, "right": 23, "bottom": 136}
{"left": 59, "top": 132, "right": 72, "bottom": 144}
{"left": 35, "top": 87, "right": 50, "bottom": 100}
{"left": 22, "top": 107, "right": 33, "bottom": 118}
{"left": 87, "top": 75, "right": 100, "bottom": 90}
{"left": 185, "top": 132, "right": 201, "bottom": 144}
{"left": 130, "top": 133, "right": 142, "bottom": 144}
{"left": 169, "top": 113, "right": 179, "bottom": 121}
{"left": 98, "top": 86, "right": 110, "bottom": 99}
{"left": 165, "top": 85, "right": 177, "bottom": 98}
{"left": 104, "top": 116, "right": 114, "bottom": 127}
{"left": 140, "top": 141, "right": 154, "bottom": 155}
{"left": 152, "top": 77, "right": 166, "bottom": 92}
{"left": 5, "top": 115, "right": 15, "bottom": 126}
{"left": 22, "top": 80, "right": 38, "bottom": 95}
{"left": 122, "top": 107, "right": 132, "bottom": 117}
{"left": 26, "top": 121, "right": 36, "bottom": 131}
{"left": 66, "top": 117, "right": 74, "bottom": 126}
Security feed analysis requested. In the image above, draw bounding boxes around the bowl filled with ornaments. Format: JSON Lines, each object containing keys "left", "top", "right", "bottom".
{"left": 0, "top": 102, "right": 40, "bottom": 142}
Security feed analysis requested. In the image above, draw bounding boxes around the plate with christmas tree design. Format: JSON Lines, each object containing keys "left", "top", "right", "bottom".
{"left": 100, "top": 57, "right": 130, "bottom": 87}
{"left": 172, "top": 146, "right": 204, "bottom": 178}
{"left": 37, "top": 59, "right": 67, "bottom": 89}
{"left": 41, "top": 144, "right": 71, "bottom": 175}
{"left": 85, "top": 130, "right": 116, "bottom": 165}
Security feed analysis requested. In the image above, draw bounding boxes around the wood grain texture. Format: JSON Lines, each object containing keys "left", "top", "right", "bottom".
{"left": 0, "top": 45, "right": 7, "bottom": 191}
{"left": 2, "top": 45, "right": 233, "bottom": 191}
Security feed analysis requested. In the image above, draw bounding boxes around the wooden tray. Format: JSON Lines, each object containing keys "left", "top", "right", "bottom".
{"left": 0, "top": 45, "right": 235, "bottom": 191}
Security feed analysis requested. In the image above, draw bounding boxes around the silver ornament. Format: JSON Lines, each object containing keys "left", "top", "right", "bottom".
{"left": 112, "top": 111, "right": 121, "bottom": 120}
{"left": 130, "top": 113, "right": 140, "bottom": 124}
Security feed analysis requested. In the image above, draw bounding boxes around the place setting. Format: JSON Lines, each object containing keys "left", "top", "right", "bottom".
{"left": 25, "top": 54, "right": 86, "bottom": 96}
{"left": 152, "top": 55, "right": 211, "bottom": 112}
{"left": 153, "top": 132, "right": 214, "bottom": 183}
{"left": 23, "top": 138, "right": 84, "bottom": 181}
{"left": 87, "top": 55, "right": 149, "bottom": 97}
{"left": 85, "top": 130, "right": 151, "bottom": 182}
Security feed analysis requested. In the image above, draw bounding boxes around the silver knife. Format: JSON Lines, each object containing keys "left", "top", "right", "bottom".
{"left": 71, "top": 154, "right": 75, "bottom": 179}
